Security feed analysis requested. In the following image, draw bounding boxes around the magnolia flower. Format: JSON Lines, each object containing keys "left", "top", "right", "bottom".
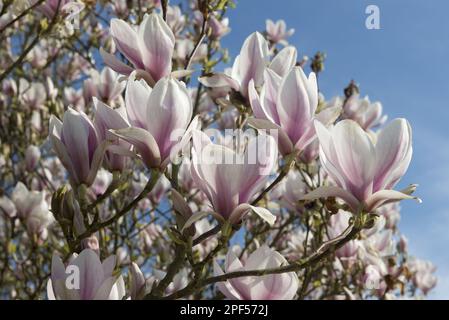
{"left": 0, "top": 196, "right": 16, "bottom": 218}
{"left": 111, "top": 75, "right": 193, "bottom": 169}
{"left": 49, "top": 108, "right": 107, "bottom": 186}
{"left": 300, "top": 96, "right": 343, "bottom": 163}
{"left": 25, "top": 145, "right": 41, "bottom": 171}
{"left": 19, "top": 80, "right": 47, "bottom": 110}
{"left": 148, "top": 174, "right": 171, "bottom": 203}
{"left": 363, "top": 264, "right": 387, "bottom": 295}
{"left": 47, "top": 249, "right": 126, "bottom": 300}
{"left": 83, "top": 67, "right": 125, "bottom": 107}
{"left": 342, "top": 95, "right": 387, "bottom": 131}
{"left": 248, "top": 67, "right": 318, "bottom": 155}
{"left": 11, "top": 182, "right": 54, "bottom": 235}
{"left": 272, "top": 170, "right": 306, "bottom": 211}
{"left": 199, "top": 32, "right": 269, "bottom": 98}
{"left": 166, "top": 5, "right": 186, "bottom": 35}
{"left": 27, "top": 46, "right": 48, "bottom": 68}
{"left": 414, "top": 271, "right": 437, "bottom": 295}
{"left": 208, "top": 15, "right": 230, "bottom": 39}
{"left": 101, "top": 13, "right": 175, "bottom": 84}
{"left": 129, "top": 262, "right": 146, "bottom": 300}
{"left": 2, "top": 78, "right": 17, "bottom": 96}
{"left": 200, "top": 36, "right": 297, "bottom": 99}
{"left": 188, "top": 130, "right": 277, "bottom": 226}
{"left": 64, "top": 87, "right": 85, "bottom": 111}
{"left": 37, "top": 0, "right": 71, "bottom": 19}
{"left": 178, "top": 158, "right": 195, "bottom": 191}
{"left": 45, "top": 77, "right": 58, "bottom": 101}
{"left": 214, "top": 245, "right": 299, "bottom": 300}
{"left": 266, "top": 19, "right": 294, "bottom": 45}
{"left": 301, "top": 119, "right": 418, "bottom": 213}
{"left": 93, "top": 98, "right": 130, "bottom": 171}
{"left": 376, "top": 202, "right": 400, "bottom": 229}
{"left": 90, "top": 168, "right": 113, "bottom": 196}
{"left": 408, "top": 259, "right": 437, "bottom": 294}
{"left": 142, "top": 223, "right": 163, "bottom": 251}
{"left": 111, "top": 0, "right": 129, "bottom": 17}
{"left": 364, "top": 229, "right": 394, "bottom": 257}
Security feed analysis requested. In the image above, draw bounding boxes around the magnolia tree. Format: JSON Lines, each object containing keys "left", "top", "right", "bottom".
{"left": 0, "top": 0, "right": 437, "bottom": 300}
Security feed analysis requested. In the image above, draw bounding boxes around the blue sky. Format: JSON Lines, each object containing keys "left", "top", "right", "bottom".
{"left": 221, "top": 0, "right": 449, "bottom": 298}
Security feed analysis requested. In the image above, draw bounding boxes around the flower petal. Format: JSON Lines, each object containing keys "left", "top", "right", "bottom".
{"left": 269, "top": 46, "right": 297, "bottom": 77}
{"left": 110, "top": 19, "right": 143, "bottom": 68}
{"left": 365, "top": 189, "right": 421, "bottom": 212}
{"left": 110, "top": 127, "right": 161, "bottom": 168}
{"left": 300, "top": 186, "right": 360, "bottom": 213}
{"left": 100, "top": 48, "right": 134, "bottom": 75}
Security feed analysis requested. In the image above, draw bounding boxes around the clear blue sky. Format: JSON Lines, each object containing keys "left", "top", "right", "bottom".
{"left": 221, "top": 0, "right": 449, "bottom": 299}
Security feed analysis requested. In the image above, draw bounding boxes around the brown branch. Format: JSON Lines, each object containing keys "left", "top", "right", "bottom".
{"left": 162, "top": 219, "right": 363, "bottom": 300}
{"left": 70, "top": 170, "right": 161, "bottom": 251}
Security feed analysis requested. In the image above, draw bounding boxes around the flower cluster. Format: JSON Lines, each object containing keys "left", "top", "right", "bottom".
{"left": 0, "top": 0, "right": 435, "bottom": 300}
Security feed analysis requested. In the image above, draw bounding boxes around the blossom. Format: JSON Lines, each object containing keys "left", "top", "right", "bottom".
{"left": 408, "top": 258, "right": 437, "bottom": 295}
{"left": 189, "top": 130, "right": 277, "bottom": 225}
{"left": 148, "top": 174, "right": 171, "bottom": 203}
{"left": 93, "top": 97, "right": 131, "bottom": 171}
{"left": 208, "top": 15, "right": 230, "bottom": 39}
{"left": 11, "top": 182, "right": 54, "bottom": 235}
{"left": 129, "top": 262, "right": 146, "bottom": 300}
{"left": 214, "top": 245, "right": 299, "bottom": 300}
{"left": 111, "top": 75, "right": 193, "bottom": 169}
{"left": 63, "top": 87, "right": 85, "bottom": 111}
{"left": 342, "top": 94, "right": 387, "bottom": 131}
{"left": 248, "top": 66, "right": 318, "bottom": 155}
{"left": 37, "top": 0, "right": 71, "bottom": 19}
{"left": 266, "top": 19, "right": 294, "bottom": 45}
{"left": 47, "top": 249, "right": 126, "bottom": 300}
{"left": 19, "top": 79, "right": 46, "bottom": 110}
{"left": 0, "top": 196, "right": 16, "bottom": 218}
{"left": 199, "top": 32, "right": 269, "bottom": 98}
{"left": 300, "top": 96, "right": 343, "bottom": 163}
{"left": 90, "top": 168, "right": 113, "bottom": 195}
{"left": 272, "top": 170, "right": 307, "bottom": 211}
{"left": 25, "top": 145, "right": 41, "bottom": 172}
{"left": 301, "top": 118, "right": 419, "bottom": 213}
{"left": 166, "top": 5, "right": 186, "bottom": 35}
{"left": 101, "top": 13, "right": 175, "bottom": 85}
{"left": 49, "top": 108, "right": 107, "bottom": 186}
{"left": 83, "top": 67, "right": 125, "bottom": 107}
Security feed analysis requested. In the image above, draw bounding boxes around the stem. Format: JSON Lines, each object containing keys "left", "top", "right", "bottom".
{"left": 251, "top": 163, "right": 292, "bottom": 205}
{"left": 86, "top": 172, "right": 120, "bottom": 211}
{"left": 72, "top": 170, "right": 161, "bottom": 249}
{"left": 161, "top": 0, "right": 168, "bottom": 21}
{"left": 149, "top": 243, "right": 187, "bottom": 298}
{"left": 185, "top": 14, "right": 208, "bottom": 71}
{"left": 192, "top": 225, "right": 221, "bottom": 246}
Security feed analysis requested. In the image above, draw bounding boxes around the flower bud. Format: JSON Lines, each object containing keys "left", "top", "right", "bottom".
{"left": 25, "top": 145, "right": 41, "bottom": 172}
